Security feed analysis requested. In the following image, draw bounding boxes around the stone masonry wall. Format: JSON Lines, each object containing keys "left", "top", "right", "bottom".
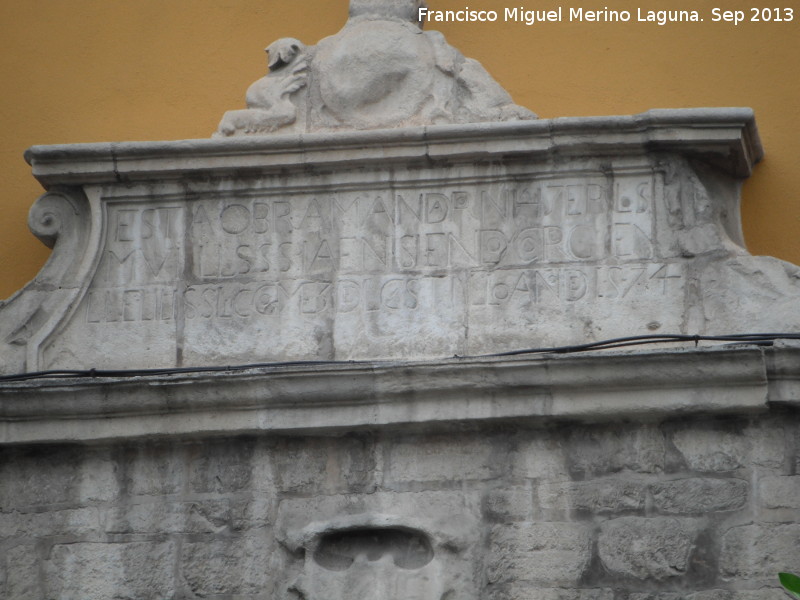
{"left": 2, "top": 409, "right": 799, "bottom": 599}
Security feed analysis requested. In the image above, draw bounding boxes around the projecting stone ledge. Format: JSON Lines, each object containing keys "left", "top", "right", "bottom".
{"left": 2, "top": 108, "right": 799, "bottom": 374}
{"left": 1, "top": 344, "right": 798, "bottom": 445}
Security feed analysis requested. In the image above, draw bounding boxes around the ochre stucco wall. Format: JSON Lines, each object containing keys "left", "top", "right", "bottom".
{"left": 1, "top": 0, "right": 798, "bottom": 299}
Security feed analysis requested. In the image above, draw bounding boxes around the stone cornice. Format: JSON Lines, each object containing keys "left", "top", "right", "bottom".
{"left": 24, "top": 108, "right": 762, "bottom": 187}
{"left": 1, "top": 345, "right": 796, "bottom": 445}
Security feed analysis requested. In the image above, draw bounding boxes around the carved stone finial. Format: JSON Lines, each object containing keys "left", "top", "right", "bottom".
{"left": 214, "top": 1, "right": 535, "bottom": 136}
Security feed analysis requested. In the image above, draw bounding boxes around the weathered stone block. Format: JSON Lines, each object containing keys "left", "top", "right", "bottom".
{"left": 1, "top": 506, "right": 101, "bottom": 538}
{"left": 512, "top": 435, "right": 569, "bottom": 480}
{"left": 750, "top": 425, "right": 786, "bottom": 468}
{"left": 483, "top": 486, "right": 535, "bottom": 522}
{"left": 45, "top": 541, "right": 177, "bottom": 599}
{"left": 537, "top": 479, "right": 646, "bottom": 514}
{"left": 180, "top": 532, "right": 273, "bottom": 596}
{"left": 386, "top": 434, "right": 497, "bottom": 484}
{"left": 124, "top": 443, "right": 185, "bottom": 496}
{"left": 487, "top": 522, "right": 593, "bottom": 586}
{"left": 686, "top": 591, "right": 780, "bottom": 600}
{"left": 626, "top": 593, "right": 779, "bottom": 600}
{"left": 104, "top": 501, "right": 184, "bottom": 534}
{"left": 670, "top": 425, "right": 748, "bottom": 472}
{"left": 103, "top": 495, "right": 272, "bottom": 536}
{"left": 670, "top": 422, "right": 785, "bottom": 472}
{"left": 272, "top": 436, "right": 376, "bottom": 494}
{"left": 188, "top": 439, "right": 255, "bottom": 493}
{"left": 597, "top": 517, "right": 698, "bottom": 580}
{"left": 5, "top": 544, "right": 43, "bottom": 600}
{"left": 231, "top": 495, "right": 274, "bottom": 531}
{"left": 759, "top": 475, "right": 800, "bottom": 509}
{"left": 565, "top": 425, "right": 665, "bottom": 476}
{"left": 250, "top": 442, "right": 278, "bottom": 493}
{"left": 187, "top": 498, "right": 241, "bottom": 532}
{"left": 720, "top": 523, "right": 800, "bottom": 578}
{"left": 651, "top": 477, "right": 748, "bottom": 513}
{"left": 626, "top": 589, "right": 781, "bottom": 600}
{"left": 0, "top": 447, "right": 81, "bottom": 509}
{"left": 78, "top": 451, "right": 119, "bottom": 503}
{"left": 104, "top": 499, "right": 240, "bottom": 534}
{"left": 487, "top": 586, "right": 614, "bottom": 600}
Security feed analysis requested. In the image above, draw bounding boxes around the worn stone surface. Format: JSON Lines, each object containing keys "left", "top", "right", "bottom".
{"left": 5, "top": 107, "right": 796, "bottom": 374}
{"left": 180, "top": 532, "right": 273, "bottom": 596}
{"left": 104, "top": 498, "right": 259, "bottom": 534}
{"left": 685, "top": 592, "right": 782, "bottom": 600}
{"left": 0, "top": 445, "right": 83, "bottom": 508}
{"left": 511, "top": 434, "right": 568, "bottom": 480}
{"left": 385, "top": 434, "right": 499, "bottom": 484}
{"left": 45, "top": 541, "right": 177, "bottom": 599}
{"left": 487, "top": 522, "right": 593, "bottom": 586}
{"left": 537, "top": 479, "right": 647, "bottom": 515}
{"left": 1, "top": 414, "right": 799, "bottom": 598}
{"left": 483, "top": 486, "right": 535, "bottom": 522}
{"left": 564, "top": 425, "right": 666, "bottom": 477}
{"left": 759, "top": 475, "right": 800, "bottom": 509}
{"left": 651, "top": 478, "right": 748, "bottom": 513}
{"left": 272, "top": 435, "right": 378, "bottom": 495}
{"left": 487, "top": 587, "right": 615, "bottom": 600}
{"left": 668, "top": 421, "right": 787, "bottom": 472}
{"left": 5, "top": 544, "right": 43, "bottom": 600}
{"left": 125, "top": 443, "right": 185, "bottom": 496}
{"left": 0, "top": 506, "right": 101, "bottom": 538}
{"left": 719, "top": 522, "right": 800, "bottom": 579}
{"left": 598, "top": 516, "right": 698, "bottom": 580}
{"left": 215, "top": 0, "right": 534, "bottom": 136}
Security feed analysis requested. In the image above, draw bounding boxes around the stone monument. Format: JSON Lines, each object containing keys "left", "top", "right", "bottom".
{"left": 1, "top": 1, "right": 799, "bottom": 598}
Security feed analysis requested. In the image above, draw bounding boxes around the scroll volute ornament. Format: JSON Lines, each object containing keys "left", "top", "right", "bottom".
{"left": 0, "top": 187, "right": 94, "bottom": 372}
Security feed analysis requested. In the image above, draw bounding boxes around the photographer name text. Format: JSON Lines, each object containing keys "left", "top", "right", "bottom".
{"left": 419, "top": 6, "right": 794, "bottom": 26}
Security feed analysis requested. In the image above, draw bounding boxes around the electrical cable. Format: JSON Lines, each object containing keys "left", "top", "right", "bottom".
{"left": 0, "top": 332, "right": 797, "bottom": 384}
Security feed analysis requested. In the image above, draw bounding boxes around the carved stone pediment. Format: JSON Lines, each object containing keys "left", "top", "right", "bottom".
{"left": 5, "top": 108, "right": 800, "bottom": 374}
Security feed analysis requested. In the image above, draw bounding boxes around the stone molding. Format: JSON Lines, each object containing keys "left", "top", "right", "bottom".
{"left": 1, "top": 345, "right": 797, "bottom": 445}
{"left": 26, "top": 108, "right": 762, "bottom": 185}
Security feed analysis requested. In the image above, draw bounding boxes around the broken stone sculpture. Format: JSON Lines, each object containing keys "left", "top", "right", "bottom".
{"left": 216, "top": 0, "right": 536, "bottom": 135}
{"left": 278, "top": 493, "right": 482, "bottom": 600}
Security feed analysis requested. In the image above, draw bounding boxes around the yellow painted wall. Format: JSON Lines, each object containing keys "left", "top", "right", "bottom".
{"left": 1, "top": 0, "right": 798, "bottom": 299}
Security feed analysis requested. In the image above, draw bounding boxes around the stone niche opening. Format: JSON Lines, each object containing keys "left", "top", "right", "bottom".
{"left": 1, "top": 0, "right": 799, "bottom": 598}
{"left": 313, "top": 527, "right": 435, "bottom": 571}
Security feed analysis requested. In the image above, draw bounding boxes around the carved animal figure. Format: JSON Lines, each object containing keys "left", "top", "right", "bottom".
{"left": 216, "top": 38, "right": 307, "bottom": 136}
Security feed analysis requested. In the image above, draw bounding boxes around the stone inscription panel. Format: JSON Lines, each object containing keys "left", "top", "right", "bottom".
{"left": 62, "top": 169, "right": 686, "bottom": 365}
